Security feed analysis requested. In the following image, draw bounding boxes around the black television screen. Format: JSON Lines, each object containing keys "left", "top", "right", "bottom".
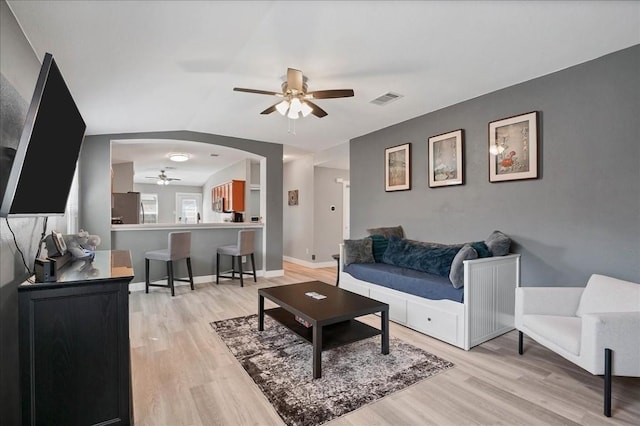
{"left": 0, "top": 53, "right": 86, "bottom": 217}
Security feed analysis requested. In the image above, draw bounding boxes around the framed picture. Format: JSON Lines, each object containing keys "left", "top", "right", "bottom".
{"left": 489, "top": 111, "right": 539, "bottom": 182}
{"left": 288, "top": 189, "right": 299, "bottom": 206}
{"left": 385, "top": 143, "right": 411, "bottom": 191}
{"left": 428, "top": 129, "right": 463, "bottom": 187}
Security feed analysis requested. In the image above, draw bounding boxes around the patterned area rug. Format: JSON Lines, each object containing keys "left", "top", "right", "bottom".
{"left": 211, "top": 314, "right": 454, "bottom": 426}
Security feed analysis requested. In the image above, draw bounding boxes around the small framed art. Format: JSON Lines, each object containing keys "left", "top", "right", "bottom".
{"left": 489, "top": 111, "right": 539, "bottom": 182}
{"left": 385, "top": 143, "right": 411, "bottom": 191}
{"left": 428, "top": 129, "right": 463, "bottom": 187}
{"left": 288, "top": 189, "right": 299, "bottom": 206}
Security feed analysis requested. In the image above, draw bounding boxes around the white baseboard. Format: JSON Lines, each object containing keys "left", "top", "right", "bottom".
{"left": 283, "top": 256, "right": 336, "bottom": 269}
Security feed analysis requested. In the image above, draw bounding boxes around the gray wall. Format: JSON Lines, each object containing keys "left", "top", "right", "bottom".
{"left": 351, "top": 45, "right": 640, "bottom": 286}
{"left": 0, "top": 2, "right": 66, "bottom": 422}
{"left": 133, "top": 182, "right": 202, "bottom": 224}
{"left": 79, "top": 131, "right": 283, "bottom": 272}
{"left": 314, "top": 167, "right": 349, "bottom": 262}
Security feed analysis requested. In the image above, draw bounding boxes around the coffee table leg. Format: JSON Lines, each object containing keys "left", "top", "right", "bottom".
{"left": 258, "top": 295, "right": 264, "bottom": 331}
{"left": 381, "top": 309, "right": 389, "bottom": 355}
{"left": 313, "top": 324, "right": 322, "bottom": 379}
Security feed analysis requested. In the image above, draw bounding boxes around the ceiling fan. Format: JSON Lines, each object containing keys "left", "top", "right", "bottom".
{"left": 145, "top": 170, "right": 181, "bottom": 185}
{"left": 234, "top": 68, "right": 354, "bottom": 119}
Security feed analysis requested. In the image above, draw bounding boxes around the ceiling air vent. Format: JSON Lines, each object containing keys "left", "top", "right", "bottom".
{"left": 370, "top": 92, "right": 403, "bottom": 106}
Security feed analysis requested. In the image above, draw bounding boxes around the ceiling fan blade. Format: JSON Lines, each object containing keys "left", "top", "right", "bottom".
{"left": 287, "top": 68, "right": 303, "bottom": 93}
{"left": 305, "top": 100, "right": 328, "bottom": 118}
{"left": 308, "top": 89, "right": 355, "bottom": 99}
{"left": 260, "top": 104, "right": 278, "bottom": 115}
{"left": 233, "top": 87, "right": 281, "bottom": 96}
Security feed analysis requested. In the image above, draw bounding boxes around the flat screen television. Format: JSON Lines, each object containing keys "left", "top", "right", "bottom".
{"left": 0, "top": 52, "right": 86, "bottom": 217}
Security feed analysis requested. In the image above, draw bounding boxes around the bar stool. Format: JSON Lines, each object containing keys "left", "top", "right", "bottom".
{"left": 145, "top": 231, "right": 194, "bottom": 297}
{"left": 216, "top": 229, "right": 256, "bottom": 287}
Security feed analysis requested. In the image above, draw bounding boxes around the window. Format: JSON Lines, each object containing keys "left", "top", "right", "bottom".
{"left": 176, "top": 193, "right": 202, "bottom": 223}
{"left": 141, "top": 193, "right": 158, "bottom": 224}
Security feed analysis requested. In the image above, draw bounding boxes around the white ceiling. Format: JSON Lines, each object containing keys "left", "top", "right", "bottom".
{"left": 7, "top": 1, "right": 640, "bottom": 183}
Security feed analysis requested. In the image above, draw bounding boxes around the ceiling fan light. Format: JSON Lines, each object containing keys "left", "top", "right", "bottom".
{"left": 289, "top": 97, "right": 302, "bottom": 114}
{"left": 169, "top": 153, "right": 190, "bottom": 162}
{"left": 275, "top": 100, "right": 289, "bottom": 116}
{"left": 287, "top": 108, "right": 300, "bottom": 119}
{"left": 300, "top": 101, "right": 313, "bottom": 117}
{"left": 157, "top": 179, "right": 164, "bottom": 185}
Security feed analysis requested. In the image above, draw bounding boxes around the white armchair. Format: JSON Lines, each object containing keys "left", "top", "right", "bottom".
{"left": 515, "top": 274, "right": 640, "bottom": 417}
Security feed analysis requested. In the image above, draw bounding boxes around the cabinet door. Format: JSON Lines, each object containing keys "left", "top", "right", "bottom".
{"left": 230, "top": 180, "right": 245, "bottom": 212}
{"left": 20, "top": 281, "right": 131, "bottom": 425}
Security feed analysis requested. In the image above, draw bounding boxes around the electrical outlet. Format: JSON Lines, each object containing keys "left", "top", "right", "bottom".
{"left": 242, "top": 256, "right": 246, "bottom": 263}
{"left": 311, "top": 254, "right": 316, "bottom": 261}
{"left": 306, "top": 248, "right": 310, "bottom": 254}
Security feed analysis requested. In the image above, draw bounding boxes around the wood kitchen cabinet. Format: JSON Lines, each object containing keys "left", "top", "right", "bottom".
{"left": 211, "top": 179, "right": 245, "bottom": 212}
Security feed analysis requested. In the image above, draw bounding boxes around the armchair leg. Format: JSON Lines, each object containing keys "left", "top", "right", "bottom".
{"left": 518, "top": 331, "right": 523, "bottom": 355}
{"left": 604, "top": 348, "right": 612, "bottom": 417}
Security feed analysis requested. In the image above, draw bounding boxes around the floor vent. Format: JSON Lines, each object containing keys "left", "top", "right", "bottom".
{"left": 370, "top": 92, "right": 403, "bottom": 106}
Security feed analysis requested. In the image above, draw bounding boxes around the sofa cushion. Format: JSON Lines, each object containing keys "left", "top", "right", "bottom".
{"left": 368, "top": 234, "right": 389, "bottom": 263}
{"left": 522, "top": 314, "right": 582, "bottom": 355}
{"left": 575, "top": 274, "right": 640, "bottom": 317}
{"left": 382, "top": 237, "right": 460, "bottom": 277}
{"left": 343, "top": 238, "right": 375, "bottom": 266}
{"left": 449, "top": 244, "right": 478, "bottom": 288}
{"left": 366, "top": 225, "right": 405, "bottom": 239}
{"left": 470, "top": 241, "right": 492, "bottom": 258}
{"left": 485, "top": 230, "right": 511, "bottom": 256}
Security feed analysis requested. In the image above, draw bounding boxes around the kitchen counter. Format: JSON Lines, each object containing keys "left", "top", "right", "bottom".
{"left": 111, "top": 222, "right": 263, "bottom": 231}
{"left": 111, "top": 223, "right": 264, "bottom": 283}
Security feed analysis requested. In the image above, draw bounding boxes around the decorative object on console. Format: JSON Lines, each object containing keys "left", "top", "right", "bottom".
{"left": 489, "top": 111, "right": 539, "bottom": 182}
{"left": 287, "top": 189, "right": 298, "bottom": 206}
{"left": 62, "top": 229, "right": 101, "bottom": 260}
{"left": 428, "top": 129, "right": 464, "bottom": 187}
{"left": 385, "top": 143, "right": 411, "bottom": 191}
{"left": 212, "top": 314, "right": 453, "bottom": 426}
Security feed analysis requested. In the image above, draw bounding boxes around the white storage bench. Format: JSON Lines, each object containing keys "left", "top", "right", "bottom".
{"left": 339, "top": 245, "right": 521, "bottom": 350}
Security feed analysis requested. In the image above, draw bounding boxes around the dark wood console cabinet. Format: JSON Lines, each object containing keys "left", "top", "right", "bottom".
{"left": 19, "top": 250, "right": 134, "bottom": 425}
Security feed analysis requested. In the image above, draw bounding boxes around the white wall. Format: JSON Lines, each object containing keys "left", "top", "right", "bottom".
{"left": 133, "top": 183, "right": 202, "bottom": 224}
{"left": 202, "top": 159, "right": 250, "bottom": 223}
{"left": 313, "top": 167, "right": 349, "bottom": 262}
{"left": 112, "top": 162, "right": 134, "bottom": 193}
{"left": 283, "top": 155, "right": 314, "bottom": 261}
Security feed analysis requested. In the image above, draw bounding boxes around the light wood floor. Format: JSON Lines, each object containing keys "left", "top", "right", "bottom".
{"left": 129, "top": 262, "right": 640, "bottom": 425}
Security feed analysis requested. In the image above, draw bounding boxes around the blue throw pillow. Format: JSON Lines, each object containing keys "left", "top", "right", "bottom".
{"left": 382, "top": 237, "right": 461, "bottom": 277}
{"left": 470, "top": 241, "right": 492, "bottom": 258}
{"left": 368, "top": 234, "right": 389, "bottom": 262}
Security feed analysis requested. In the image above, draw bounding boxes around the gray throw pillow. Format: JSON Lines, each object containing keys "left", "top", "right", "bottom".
{"left": 484, "top": 230, "right": 511, "bottom": 256}
{"left": 343, "top": 238, "right": 375, "bottom": 266}
{"left": 449, "top": 244, "right": 478, "bottom": 288}
{"left": 366, "top": 225, "right": 405, "bottom": 239}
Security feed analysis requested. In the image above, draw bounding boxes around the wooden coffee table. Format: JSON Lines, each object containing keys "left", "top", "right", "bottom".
{"left": 258, "top": 281, "right": 389, "bottom": 379}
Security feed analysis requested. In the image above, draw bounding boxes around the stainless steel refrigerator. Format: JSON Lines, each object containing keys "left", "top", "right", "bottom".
{"left": 112, "top": 192, "right": 141, "bottom": 224}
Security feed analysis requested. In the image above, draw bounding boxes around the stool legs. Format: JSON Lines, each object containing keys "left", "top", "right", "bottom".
{"left": 238, "top": 256, "right": 244, "bottom": 287}
{"left": 250, "top": 253, "right": 257, "bottom": 282}
{"left": 186, "top": 257, "right": 194, "bottom": 290}
{"left": 167, "top": 260, "right": 175, "bottom": 297}
{"left": 216, "top": 253, "right": 220, "bottom": 284}
{"left": 145, "top": 259, "right": 150, "bottom": 293}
